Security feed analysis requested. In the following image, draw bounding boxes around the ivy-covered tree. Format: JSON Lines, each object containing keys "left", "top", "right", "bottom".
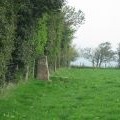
{"left": 0, "top": 0, "right": 15, "bottom": 86}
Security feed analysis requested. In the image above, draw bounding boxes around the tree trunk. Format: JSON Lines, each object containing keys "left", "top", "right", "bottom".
{"left": 57, "top": 55, "right": 60, "bottom": 68}
{"left": 33, "top": 59, "right": 35, "bottom": 78}
{"left": 54, "top": 59, "right": 57, "bottom": 72}
{"left": 92, "top": 60, "right": 95, "bottom": 68}
{"left": 105, "top": 61, "right": 107, "bottom": 68}
{"left": 25, "top": 65, "right": 29, "bottom": 81}
{"left": 99, "top": 59, "right": 102, "bottom": 68}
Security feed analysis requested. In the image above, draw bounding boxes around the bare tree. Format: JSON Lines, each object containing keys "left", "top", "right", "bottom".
{"left": 97, "top": 42, "right": 115, "bottom": 67}
{"left": 81, "top": 48, "right": 96, "bottom": 67}
{"left": 62, "top": 6, "right": 85, "bottom": 28}
{"left": 82, "top": 42, "right": 115, "bottom": 68}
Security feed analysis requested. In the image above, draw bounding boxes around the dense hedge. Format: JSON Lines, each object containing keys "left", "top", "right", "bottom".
{"left": 0, "top": 0, "right": 84, "bottom": 86}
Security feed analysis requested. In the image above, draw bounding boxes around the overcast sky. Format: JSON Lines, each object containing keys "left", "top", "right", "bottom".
{"left": 67, "top": 0, "right": 120, "bottom": 50}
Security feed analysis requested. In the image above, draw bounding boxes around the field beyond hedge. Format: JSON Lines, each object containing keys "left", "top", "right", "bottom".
{"left": 0, "top": 68, "right": 120, "bottom": 120}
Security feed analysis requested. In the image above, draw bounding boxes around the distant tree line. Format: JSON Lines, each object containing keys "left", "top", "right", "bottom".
{"left": 81, "top": 42, "right": 120, "bottom": 68}
{"left": 0, "top": 0, "right": 85, "bottom": 86}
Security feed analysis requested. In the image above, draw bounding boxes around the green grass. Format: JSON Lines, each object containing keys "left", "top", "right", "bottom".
{"left": 0, "top": 68, "right": 120, "bottom": 120}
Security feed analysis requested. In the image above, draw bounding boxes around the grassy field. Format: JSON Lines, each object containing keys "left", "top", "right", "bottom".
{"left": 0, "top": 68, "right": 120, "bottom": 120}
